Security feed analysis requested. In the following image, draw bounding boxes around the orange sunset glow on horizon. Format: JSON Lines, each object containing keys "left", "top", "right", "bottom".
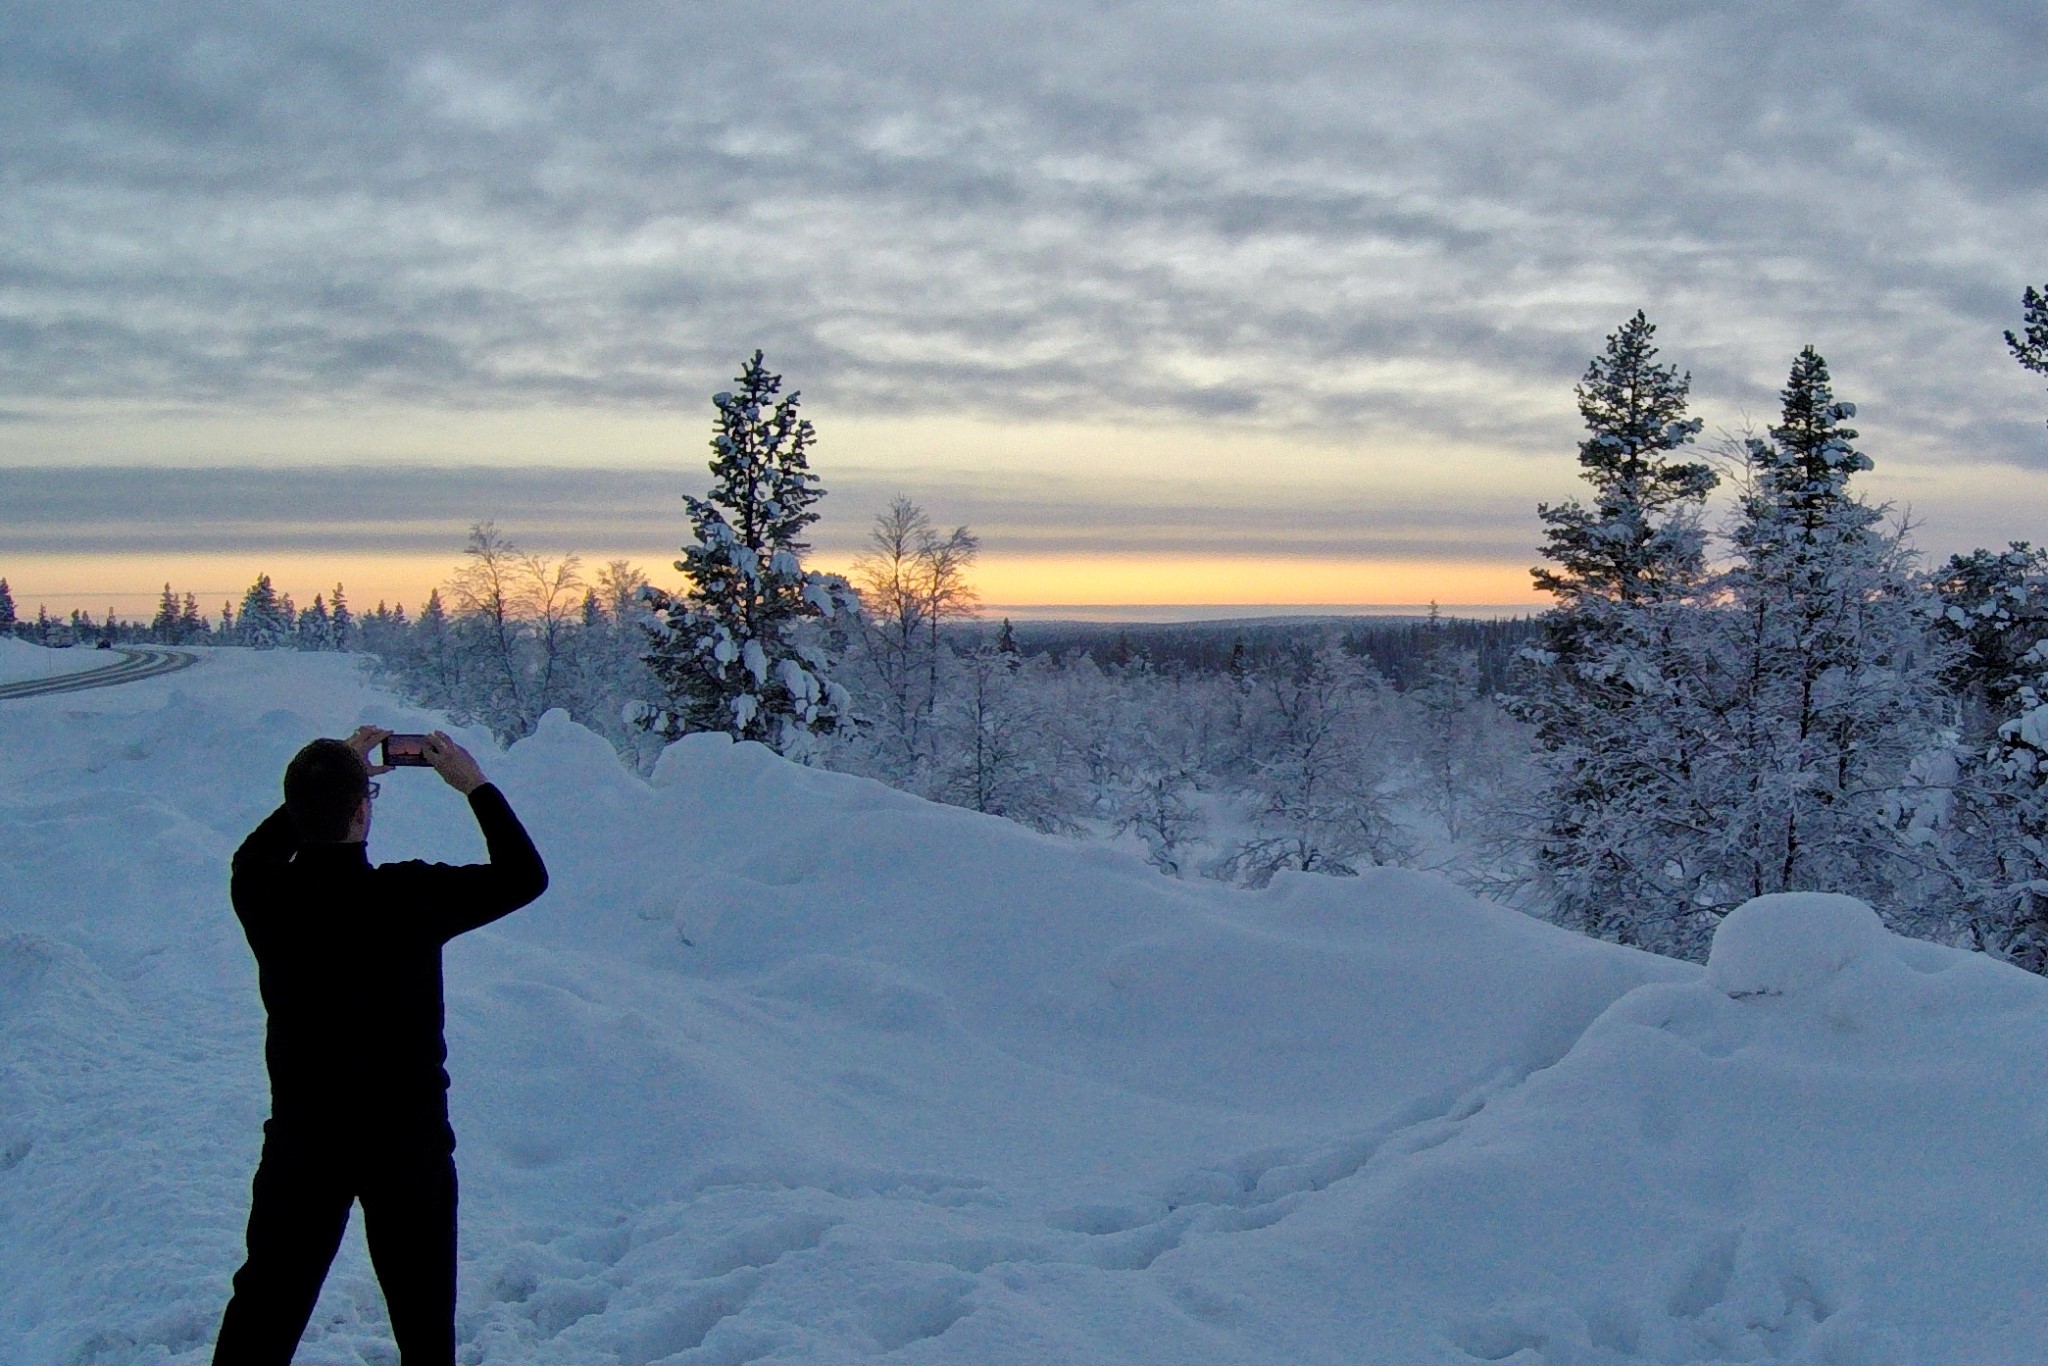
{"left": 0, "top": 548, "right": 1546, "bottom": 625}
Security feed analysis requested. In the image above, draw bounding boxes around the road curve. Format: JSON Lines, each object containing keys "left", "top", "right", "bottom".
{"left": 0, "top": 647, "right": 201, "bottom": 701}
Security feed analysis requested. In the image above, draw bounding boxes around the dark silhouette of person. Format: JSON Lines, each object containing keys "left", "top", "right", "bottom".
{"left": 213, "top": 726, "right": 548, "bottom": 1365}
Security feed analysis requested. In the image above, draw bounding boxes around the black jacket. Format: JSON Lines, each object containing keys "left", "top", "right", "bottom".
{"left": 230, "top": 784, "right": 549, "bottom": 1143}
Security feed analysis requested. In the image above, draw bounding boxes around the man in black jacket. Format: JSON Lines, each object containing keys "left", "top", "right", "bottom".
{"left": 213, "top": 726, "right": 548, "bottom": 1366}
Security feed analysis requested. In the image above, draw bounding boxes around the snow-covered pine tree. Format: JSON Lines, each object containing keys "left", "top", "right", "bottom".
{"left": 1704, "top": 347, "right": 1944, "bottom": 917}
{"left": 1950, "top": 640, "right": 2048, "bottom": 968}
{"left": 357, "top": 600, "right": 404, "bottom": 657}
{"left": 179, "top": 592, "right": 206, "bottom": 642}
{"left": 329, "top": 584, "right": 354, "bottom": 651}
{"left": 1933, "top": 545, "right": 2048, "bottom": 744}
{"left": 1533, "top": 312, "right": 1714, "bottom": 614}
{"left": 151, "top": 584, "right": 180, "bottom": 642}
{"left": 1518, "top": 312, "right": 1718, "bottom": 949}
{"left": 640, "top": 352, "right": 853, "bottom": 754}
{"left": 410, "top": 589, "right": 457, "bottom": 704}
{"left": 238, "top": 575, "right": 290, "bottom": 648}
{"left": 0, "top": 578, "right": 15, "bottom": 636}
{"left": 1928, "top": 545, "right": 2048, "bottom": 964}
{"left": 296, "top": 594, "right": 331, "bottom": 650}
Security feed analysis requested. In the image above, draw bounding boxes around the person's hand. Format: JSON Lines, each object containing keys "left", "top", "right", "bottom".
{"left": 422, "top": 731, "right": 488, "bottom": 795}
{"left": 344, "top": 725, "right": 394, "bottom": 775}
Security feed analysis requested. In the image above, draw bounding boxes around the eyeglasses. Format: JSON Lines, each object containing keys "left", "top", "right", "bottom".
{"left": 366, "top": 781, "right": 382, "bottom": 801}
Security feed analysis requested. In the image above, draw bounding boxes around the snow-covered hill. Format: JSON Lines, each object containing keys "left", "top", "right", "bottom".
{"left": 4, "top": 645, "right": 2046, "bottom": 1364}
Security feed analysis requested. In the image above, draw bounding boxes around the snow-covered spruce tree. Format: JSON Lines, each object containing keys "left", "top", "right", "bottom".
{"left": 1933, "top": 545, "right": 2048, "bottom": 744}
{"left": 1903, "top": 298, "right": 2048, "bottom": 961}
{"left": 1518, "top": 312, "right": 1717, "bottom": 949}
{"left": 328, "top": 584, "right": 354, "bottom": 651}
{"left": 640, "top": 352, "right": 853, "bottom": 754}
{"left": 151, "top": 584, "right": 181, "bottom": 643}
{"left": 0, "top": 578, "right": 15, "bottom": 636}
{"left": 237, "top": 574, "right": 292, "bottom": 648}
{"left": 1704, "top": 347, "right": 1945, "bottom": 920}
{"left": 407, "top": 589, "right": 459, "bottom": 707}
{"left": 1532, "top": 312, "right": 1714, "bottom": 613}
{"left": 1952, "top": 640, "right": 2048, "bottom": 968}
{"left": 1930, "top": 545, "right": 2048, "bottom": 962}
{"left": 296, "top": 594, "right": 331, "bottom": 650}
{"left": 179, "top": 592, "right": 207, "bottom": 643}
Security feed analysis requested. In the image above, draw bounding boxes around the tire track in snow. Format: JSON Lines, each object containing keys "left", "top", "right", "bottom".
{"left": 0, "top": 648, "right": 199, "bottom": 701}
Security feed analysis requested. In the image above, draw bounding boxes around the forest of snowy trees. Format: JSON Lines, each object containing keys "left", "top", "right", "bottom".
{"left": 10, "top": 287, "right": 2048, "bottom": 967}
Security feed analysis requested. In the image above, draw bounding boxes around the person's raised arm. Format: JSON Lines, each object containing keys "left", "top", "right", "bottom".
{"left": 231, "top": 803, "right": 301, "bottom": 878}
{"left": 419, "top": 731, "right": 549, "bottom": 939}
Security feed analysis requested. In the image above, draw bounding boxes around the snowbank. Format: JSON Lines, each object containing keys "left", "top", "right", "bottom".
{"left": 0, "top": 637, "right": 114, "bottom": 684}
{"left": 4, "top": 650, "right": 2048, "bottom": 1362}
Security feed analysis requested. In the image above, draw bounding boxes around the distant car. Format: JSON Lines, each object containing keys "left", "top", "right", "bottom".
{"left": 96, "top": 639, "right": 113, "bottom": 649}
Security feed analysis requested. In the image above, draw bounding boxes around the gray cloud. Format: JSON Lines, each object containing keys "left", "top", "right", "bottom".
{"left": 0, "top": 463, "right": 1536, "bottom": 563}
{"left": 2, "top": 0, "right": 2045, "bottom": 466}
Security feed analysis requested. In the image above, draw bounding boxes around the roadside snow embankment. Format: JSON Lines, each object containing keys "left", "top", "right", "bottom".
{"left": 3, "top": 644, "right": 2048, "bottom": 1363}
{"left": 0, "top": 637, "right": 113, "bottom": 684}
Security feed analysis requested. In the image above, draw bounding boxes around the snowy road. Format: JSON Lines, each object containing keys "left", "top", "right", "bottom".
{"left": 0, "top": 646, "right": 198, "bottom": 700}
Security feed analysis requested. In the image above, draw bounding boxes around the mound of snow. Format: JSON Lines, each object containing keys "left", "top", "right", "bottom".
{"left": 1706, "top": 892, "right": 1889, "bottom": 998}
{"left": 8, "top": 650, "right": 2048, "bottom": 1363}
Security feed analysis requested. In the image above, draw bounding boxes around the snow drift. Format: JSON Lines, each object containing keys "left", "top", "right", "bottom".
{"left": 4, "top": 646, "right": 2048, "bottom": 1363}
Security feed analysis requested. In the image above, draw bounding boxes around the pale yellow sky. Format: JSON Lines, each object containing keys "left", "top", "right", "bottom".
{"left": 4, "top": 401, "right": 2041, "bottom": 622}
{"left": 3, "top": 402, "right": 1562, "bottom": 618}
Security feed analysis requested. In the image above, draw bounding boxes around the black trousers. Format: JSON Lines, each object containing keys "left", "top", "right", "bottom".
{"left": 213, "top": 1122, "right": 458, "bottom": 1366}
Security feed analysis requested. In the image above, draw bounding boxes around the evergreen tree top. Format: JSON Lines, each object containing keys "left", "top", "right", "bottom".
{"left": 2008, "top": 284, "right": 2048, "bottom": 406}
{"left": 1535, "top": 312, "right": 1715, "bottom": 610}
{"left": 692, "top": 350, "right": 823, "bottom": 561}
{"left": 1572, "top": 311, "right": 1709, "bottom": 486}
{"left": 1749, "top": 346, "right": 1871, "bottom": 521}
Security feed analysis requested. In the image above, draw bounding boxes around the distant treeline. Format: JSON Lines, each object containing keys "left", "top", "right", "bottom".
{"left": 993, "top": 613, "right": 1541, "bottom": 694}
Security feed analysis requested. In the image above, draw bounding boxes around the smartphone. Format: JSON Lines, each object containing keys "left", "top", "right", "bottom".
{"left": 380, "top": 734, "right": 432, "bottom": 767}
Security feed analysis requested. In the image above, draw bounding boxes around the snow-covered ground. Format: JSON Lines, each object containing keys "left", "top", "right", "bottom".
{"left": 5, "top": 645, "right": 2048, "bottom": 1364}
{"left": 0, "top": 637, "right": 119, "bottom": 684}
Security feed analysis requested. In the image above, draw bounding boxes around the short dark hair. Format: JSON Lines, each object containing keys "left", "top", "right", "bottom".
{"left": 284, "top": 738, "right": 369, "bottom": 841}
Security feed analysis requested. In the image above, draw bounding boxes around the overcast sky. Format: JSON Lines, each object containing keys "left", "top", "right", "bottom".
{"left": 5, "top": 0, "right": 2046, "bottom": 614}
